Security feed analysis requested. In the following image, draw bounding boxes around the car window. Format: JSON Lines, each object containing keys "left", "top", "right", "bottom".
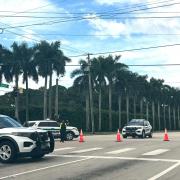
{"left": 0, "top": 116, "right": 22, "bottom": 128}
{"left": 38, "top": 122, "right": 49, "bottom": 127}
{"left": 48, "top": 122, "right": 59, "bottom": 127}
{"left": 28, "top": 122, "right": 36, "bottom": 127}
{"left": 128, "top": 119, "right": 144, "bottom": 126}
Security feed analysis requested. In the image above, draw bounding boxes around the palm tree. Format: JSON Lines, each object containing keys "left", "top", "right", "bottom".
{"left": 91, "top": 56, "right": 107, "bottom": 131}
{"left": 18, "top": 42, "right": 38, "bottom": 122}
{"left": 104, "top": 55, "right": 127, "bottom": 131}
{"left": 71, "top": 60, "right": 90, "bottom": 131}
{"left": 34, "top": 41, "right": 70, "bottom": 120}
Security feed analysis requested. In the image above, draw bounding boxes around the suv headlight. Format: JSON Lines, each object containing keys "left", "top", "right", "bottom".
{"left": 72, "top": 128, "right": 78, "bottom": 131}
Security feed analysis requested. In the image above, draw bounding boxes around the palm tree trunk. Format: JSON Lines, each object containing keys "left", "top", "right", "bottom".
{"left": 158, "top": 101, "right": 161, "bottom": 130}
{"left": 133, "top": 96, "right": 136, "bottom": 118}
{"left": 168, "top": 105, "right": 171, "bottom": 130}
{"left": 15, "top": 75, "right": 19, "bottom": 121}
{"left": 152, "top": 101, "right": 155, "bottom": 131}
{"left": 118, "top": 94, "right": 122, "bottom": 129}
{"left": 48, "top": 74, "right": 52, "bottom": 119}
{"left": 178, "top": 106, "right": 180, "bottom": 130}
{"left": 25, "top": 75, "right": 29, "bottom": 122}
{"left": 126, "top": 94, "right": 129, "bottom": 124}
{"left": 109, "top": 82, "right": 112, "bottom": 131}
{"left": 98, "top": 87, "right": 102, "bottom": 131}
{"left": 55, "top": 78, "right": 59, "bottom": 120}
{"left": 44, "top": 76, "right": 48, "bottom": 119}
{"left": 86, "top": 93, "right": 90, "bottom": 132}
{"left": 163, "top": 105, "right": 166, "bottom": 129}
{"left": 140, "top": 98, "right": 143, "bottom": 118}
{"left": 173, "top": 107, "right": 176, "bottom": 130}
{"left": 146, "top": 102, "right": 149, "bottom": 121}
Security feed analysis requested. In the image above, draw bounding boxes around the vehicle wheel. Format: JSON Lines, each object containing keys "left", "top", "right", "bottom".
{"left": 141, "top": 131, "right": 145, "bottom": 139}
{"left": 0, "top": 141, "right": 16, "bottom": 163}
{"left": 66, "top": 132, "right": 74, "bottom": 141}
{"left": 31, "top": 154, "right": 45, "bottom": 159}
{"left": 123, "top": 135, "right": 127, "bottom": 138}
{"left": 149, "top": 131, "right": 153, "bottom": 138}
{"left": 48, "top": 131, "right": 55, "bottom": 153}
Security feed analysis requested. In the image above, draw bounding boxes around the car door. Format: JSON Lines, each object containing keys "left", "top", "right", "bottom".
{"left": 144, "top": 121, "right": 150, "bottom": 134}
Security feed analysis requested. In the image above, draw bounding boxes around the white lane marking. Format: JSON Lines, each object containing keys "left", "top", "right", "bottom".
{"left": 54, "top": 147, "right": 75, "bottom": 152}
{"left": 148, "top": 162, "right": 180, "bottom": 180}
{"left": 106, "top": 148, "right": 135, "bottom": 154}
{"left": 48, "top": 154, "right": 179, "bottom": 163}
{"left": 0, "top": 157, "right": 92, "bottom": 180}
{"left": 143, "top": 149, "right": 169, "bottom": 156}
{"left": 72, "top": 148, "right": 102, "bottom": 153}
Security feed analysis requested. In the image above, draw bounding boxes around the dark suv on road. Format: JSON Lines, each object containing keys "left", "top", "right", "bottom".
{"left": 122, "top": 119, "right": 152, "bottom": 138}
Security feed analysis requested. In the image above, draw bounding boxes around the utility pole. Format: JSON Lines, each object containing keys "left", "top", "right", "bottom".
{"left": 87, "top": 53, "right": 94, "bottom": 133}
{"left": 55, "top": 78, "right": 59, "bottom": 120}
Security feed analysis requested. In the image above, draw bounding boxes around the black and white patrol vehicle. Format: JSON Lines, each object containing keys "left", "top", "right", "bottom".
{"left": 122, "top": 119, "right": 152, "bottom": 138}
{"left": 0, "top": 115, "right": 54, "bottom": 163}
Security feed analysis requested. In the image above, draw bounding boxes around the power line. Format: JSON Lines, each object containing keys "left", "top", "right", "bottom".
{"left": 2, "top": 1, "right": 180, "bottom": 30}
{"left": 69, "top": 43, "right": 180, "bottom": 57}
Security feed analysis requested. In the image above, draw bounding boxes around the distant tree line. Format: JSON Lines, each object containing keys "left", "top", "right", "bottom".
{"left": 0, "top": 41, "right": 180, "bottom": 131}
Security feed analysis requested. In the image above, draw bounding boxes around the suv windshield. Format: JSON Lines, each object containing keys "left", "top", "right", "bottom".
{"left": 0, "top": 116, "right": 22, "bottom": 128}
{"left": 127, "top": 119, "right": 144, "bottom": 126}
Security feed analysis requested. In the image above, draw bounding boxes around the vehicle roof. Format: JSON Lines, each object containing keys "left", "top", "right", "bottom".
{"left": 0, "top": 114, "right": 8, "bottom": 117}
{"left": 27, "top": 120, "right": 57, "bottom": 123}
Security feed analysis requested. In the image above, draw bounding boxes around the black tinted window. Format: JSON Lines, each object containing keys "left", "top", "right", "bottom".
{"left": 48, "top": 122, "right": 59, "bottom": 127}
{"left": 128, "top": 119, "right": 144, "bottom": 126}
{"left": 0, "top": 116, "right": 22, "bottom": 128}
{"left": 38, "top": 122, "right": 49, "bottom": 127}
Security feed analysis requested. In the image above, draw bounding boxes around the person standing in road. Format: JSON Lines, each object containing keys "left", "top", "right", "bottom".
{"left": 60, "top": 120, "right": 66, "bottom": 142}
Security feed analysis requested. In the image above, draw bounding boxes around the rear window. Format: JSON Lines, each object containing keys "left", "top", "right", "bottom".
{"left": 28, "top": 122, "right": 36, "bottom": 127}
{"left": 38, "top": 121, "right": 59, "bottom": 127}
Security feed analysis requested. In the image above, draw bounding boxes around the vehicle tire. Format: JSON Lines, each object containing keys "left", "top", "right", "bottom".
{"left": 149, "top": 131, "right": 153, "bottom": 138}
{"left": 123, "top": 135, "right": 127, "bottom": 138}
{"left": 0, "top": 141, "right": 16, "bottom": 163}
{"left": 31, "top": 154, "right": 45, "bottom": 159}
{"left": 66, "top": 132, "right": 74, "bottom": 141}
{"left": 48, "top": 131, "right": 55, "bottom": 153}
{"left": 141, "top": 130, "right": 145, "bottom": 139}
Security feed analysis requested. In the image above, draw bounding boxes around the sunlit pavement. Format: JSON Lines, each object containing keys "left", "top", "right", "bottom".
{"left": 1, "top": 132, "right": 180, "bottom": 180}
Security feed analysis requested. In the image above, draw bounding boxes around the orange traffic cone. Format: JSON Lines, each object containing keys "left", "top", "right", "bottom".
{"left": 79, "top": 129, "right": 84, "bottom": 142}
{"left": 163, "top": 128, "right": 169, "bottom": 141}
{"left": 116, "top": 129, "right": 122, "bottom": 142}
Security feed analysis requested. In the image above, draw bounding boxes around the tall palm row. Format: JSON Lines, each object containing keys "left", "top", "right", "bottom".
{"left": 0, "top": 41, "right": 69, "bottom": 122}
{"left": 71, "top": 55, "right": 180, "bottom": 132}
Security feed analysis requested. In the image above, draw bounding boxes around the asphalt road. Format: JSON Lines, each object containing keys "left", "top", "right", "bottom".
{"left": 1, "top": 132, "right": 180, "bottom": 180}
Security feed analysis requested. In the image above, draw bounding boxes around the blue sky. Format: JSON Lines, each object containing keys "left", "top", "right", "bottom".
{"left": 0, "top": 0, "right": 180, "bottom": 92}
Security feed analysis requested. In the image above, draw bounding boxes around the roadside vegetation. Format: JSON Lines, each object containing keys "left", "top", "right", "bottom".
{"left": 0, "top": 41, "right": 180, "bottom": 132}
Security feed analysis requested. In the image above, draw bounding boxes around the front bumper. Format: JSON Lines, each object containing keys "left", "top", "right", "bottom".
{"left": 122, "top": 129, "right": 143, "bottom": 136}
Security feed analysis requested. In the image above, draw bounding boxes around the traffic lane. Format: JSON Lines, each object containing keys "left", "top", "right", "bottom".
{"left": 3, "top": 156, "right": 175, "bottom": 180}
{"left": 53, "top": 138, "right": 180, "bottom": 160}
{"left": 0, "top": 156, "right": 85, "bottom": 178}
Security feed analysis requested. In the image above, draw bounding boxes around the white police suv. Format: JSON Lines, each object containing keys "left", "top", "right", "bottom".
{"left": 26, "top": 120, "right": 79, "bottom": 141}
{"left": 0, "top": 115, "right": 54, "bottom": 163}
{"left": 122, "top": 119, "right": 152, "bottom": 138}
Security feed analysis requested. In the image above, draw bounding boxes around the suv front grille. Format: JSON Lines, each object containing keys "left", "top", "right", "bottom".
{"left": 29, "top": 132, "right": 48, "bottom": 141}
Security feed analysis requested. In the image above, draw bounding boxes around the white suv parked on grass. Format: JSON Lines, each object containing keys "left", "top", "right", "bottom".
{"left": 0, "top": 115, "right": 54, "bottom": 163}
{"left": 26, "top": 120, "right": 79, "bottom": 141}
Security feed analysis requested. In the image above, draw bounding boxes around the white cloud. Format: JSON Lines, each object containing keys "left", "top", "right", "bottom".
{"left": 95, "top": 0, "right": 142, "bottom": 5}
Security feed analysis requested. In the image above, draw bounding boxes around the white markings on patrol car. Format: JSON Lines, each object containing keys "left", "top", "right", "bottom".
{"left": 143, "top": 149, "right": 169, "bottom": 156}
{"left": 106, "top": 148, "right": 135, "bottom": 154}
{"left": 71, "top": 147, "right": 103, "bottom": 153}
